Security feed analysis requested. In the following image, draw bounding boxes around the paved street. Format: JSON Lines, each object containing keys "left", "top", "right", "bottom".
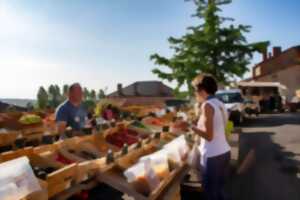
{"left": 228, "top": 113, "right": 300, "bottom": 200}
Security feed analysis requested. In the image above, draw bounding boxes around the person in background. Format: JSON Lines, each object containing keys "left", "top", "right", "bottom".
{"left": 273, "top": 92, "right": 282, "bottom": 111}
{"left": 191, "top": 74, "right": 231, "bottom": 200}
{"left": 55, "top": 83, "right": 87, "bottom": 139}
{"left": 102, "top": 104, "right": 114, "bottom": 121}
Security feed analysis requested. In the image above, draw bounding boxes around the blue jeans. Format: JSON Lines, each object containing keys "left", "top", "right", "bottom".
{"left": 202, "top": 151, "right": 231, "bottom": 200}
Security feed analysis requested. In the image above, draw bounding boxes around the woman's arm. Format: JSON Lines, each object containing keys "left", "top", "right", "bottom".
{"left": 191, "top": 103, "right": 214, "bottom": 141}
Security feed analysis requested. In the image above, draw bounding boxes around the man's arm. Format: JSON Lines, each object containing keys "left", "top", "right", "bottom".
{"left": 57, "top": 121, "right": 67, "bottom": 135}
{"left": 55, "top": 106, "right": 68, "bottom": 135}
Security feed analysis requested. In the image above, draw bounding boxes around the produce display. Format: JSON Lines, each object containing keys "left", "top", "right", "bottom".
{"left": 142, "top": 116, "right": 165, "bottom": 127}
{"left": 55, "top": 138, "right": 105, "bottom": 163}
{"left": 128, "top": 120, "right": 153, "bottom": 135}
{"left": 106, "top": 129, "right": 139, "bottom": 148}
{"left": 170, "top": 120, "right": 190, "bottom": 135}
{"left": 129, "top": 120, "right": 149, "bottom": 130}
{"left": 0, "top": 104, "right": 236, "bottom": 200}
{"left": 19, "top": 114, "right": 42, "bottom": 125}
{"left": 123, "top": 135, "right": 190, "bottom": 196}
{"left": 124, "top": 161, "right": 160, "bottom": 195}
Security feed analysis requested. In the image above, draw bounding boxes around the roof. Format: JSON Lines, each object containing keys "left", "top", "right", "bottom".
{"left": 238, "top": 81, "right": 287, "bottom": 90}
{"left": 108, "top": 81, "right": 174, "bottom": 97}
{"left": 0, "top": 99, "right": 35, "bottom": 108}
{"left": 253, "top": 45, "right": 300, "bottom": 78}
{"left": 255, "top": 45, "right": 300, "bottom": 66}
{"left": 0, "top": 101, "right": 27, "bottom": 112}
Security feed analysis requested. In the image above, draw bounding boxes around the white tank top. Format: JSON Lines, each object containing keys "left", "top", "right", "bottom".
{"left": 197, "top": 98, "right": 230, "bottom": 158}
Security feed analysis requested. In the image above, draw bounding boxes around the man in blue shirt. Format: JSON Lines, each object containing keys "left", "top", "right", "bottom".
{"left": 55, "top": 83, "right": 87, "bottom": 139}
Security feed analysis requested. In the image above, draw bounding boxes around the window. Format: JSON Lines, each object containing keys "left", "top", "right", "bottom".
{"left": 255, "top": 66, "right": 261, "bottom": 77}
{"left": 216, "top": 92, "right": 243, "bottom": 103}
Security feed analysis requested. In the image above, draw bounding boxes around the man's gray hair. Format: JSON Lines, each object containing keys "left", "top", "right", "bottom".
{"left": 69, "top": 83, "right": 82, "bottom": 93}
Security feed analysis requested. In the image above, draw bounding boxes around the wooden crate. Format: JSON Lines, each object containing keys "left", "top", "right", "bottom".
{"left": 96, "top": 132, "right": 191, "bottom": 200}
{"left": 20, "top": 126, "right": 45, "bottom": 147}
{"left": 46, "top": 163, "right": 78, "bottom": 198}
{"left": 30, "top": 153, "right": 78, "bottom": 198}
{"left": 0, "top": 147, "right": 34, "bottom": 162}
{"left": 98, "top": 161, "right": 189, "bottom": 200}
{"left": 60, "top": 135, "right": 121, "bottom": 183}
{"left": 0, "top": 131, "right": 19, "bottom": 153}
{"left": 33, "top": 143, "right": 59, "bottom": 155}
{"left": 75, "top": 160, "right": 99, "bottom": 183}
{"left": 0, "top": 131, "right": 19, "bottom": 146}
{"left": 22, "top": 180, "right": 48, "bottom": 200}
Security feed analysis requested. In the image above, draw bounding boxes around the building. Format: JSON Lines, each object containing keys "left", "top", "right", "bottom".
{"left": 0, "top": 101, "right": 27, "bottom": 112}
{"left": 252, "top": 46, "right": 300, "bottom": 100}
{"left": 107, "top": 81, "right": 175, "bottom": 107}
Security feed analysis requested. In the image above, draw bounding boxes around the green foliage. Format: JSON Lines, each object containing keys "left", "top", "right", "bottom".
{"left": 173, "top": 90, "right": 190, "bottom": 100}
{"left": 83, "top": 87, "right": 90, "bottom": 100}
{"left": 90, "top": 89, "right": 97, "bottom": 100}
{"left": 82, "top": 99, "right": 96, "bottom": 112}
{"left": 47, "top": 84, "right": 62, "bottom": 107}
{"left": 37, "top": 86, "right": 48, "bottom": 109}
{"left": 150, "top": 0, "right": 269, "bottom": 96}
{"left": 37, "top": 85, "right": 107, "bottom": 109}
{"left": 97, "top": 89, "right": 106, "bottom": 99}
{"left": 62, "top": 84, "right": 69, "bottom": 99}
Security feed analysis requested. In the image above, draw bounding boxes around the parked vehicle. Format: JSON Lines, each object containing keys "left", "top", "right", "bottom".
{"left": 238, "top": 81, "right": 288, "bottom": 113}
{"left": 216, "top": 89, "right": 245, "bottom": 125}
{"left": 290, "top": 93, "right": 300, "bottom": 112}
{"left": 244, "top": 99, "right": 260, "bottom": 116}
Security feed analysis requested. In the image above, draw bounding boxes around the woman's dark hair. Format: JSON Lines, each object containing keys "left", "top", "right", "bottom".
{"left": 192, "top": 74, "right": 218, "bottom": 95}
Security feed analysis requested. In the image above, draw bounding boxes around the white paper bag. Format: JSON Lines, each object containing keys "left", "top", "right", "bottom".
{"left": 187, "top": 135, "right": 200, "bottom": 169}
{"left": 0, "top": 156, "right": 41, "bottom": 200}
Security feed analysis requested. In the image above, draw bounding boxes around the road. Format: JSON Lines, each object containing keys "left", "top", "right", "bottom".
{"left": 227, "top": 112, "right": 300, "bottom": 200}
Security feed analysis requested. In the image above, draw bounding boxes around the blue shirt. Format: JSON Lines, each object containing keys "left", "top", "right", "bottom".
{"left": 55, "top": 100, "right": 87, "bottom": 131}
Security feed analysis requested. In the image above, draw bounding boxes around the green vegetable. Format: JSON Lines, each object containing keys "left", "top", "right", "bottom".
{"left": 19, "top": 114, "right": 42, "bottom": 125}
{"left": 130, "top": 120, "right": 148, "bottom": 129}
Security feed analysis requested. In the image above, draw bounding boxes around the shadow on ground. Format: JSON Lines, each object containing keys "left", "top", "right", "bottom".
{"left": 242, "top": 113, "right": 300, "bottom": 128}
{"left": 226, "top": 131, "right": 300, "bottom": 200}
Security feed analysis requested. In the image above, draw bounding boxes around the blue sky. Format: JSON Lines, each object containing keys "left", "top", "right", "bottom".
{"left": 0, "top": 0, "right": 299, "bottom": 99}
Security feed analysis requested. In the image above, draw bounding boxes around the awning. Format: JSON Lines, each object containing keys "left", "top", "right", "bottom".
{"left": 238, "top": 81, "right": 287, "bottom": 90}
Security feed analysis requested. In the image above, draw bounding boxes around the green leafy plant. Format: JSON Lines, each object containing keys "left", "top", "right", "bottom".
{"left": 150, "top": 0, "right": 269, "bottom": 97}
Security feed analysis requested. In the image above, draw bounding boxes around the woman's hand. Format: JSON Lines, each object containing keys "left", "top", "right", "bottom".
{"left": 191, "top": 125, "right": 199, "bottom": 133}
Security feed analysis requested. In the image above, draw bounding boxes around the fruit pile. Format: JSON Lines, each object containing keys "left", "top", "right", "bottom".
{"left": 19, "top": 114, "right": 42, "bottom": 125}
{"left": 142, "top": 117, "right": 165, "bottom": 127}
{"left": 106, "top": 129, "right": 140, "bottom": 148}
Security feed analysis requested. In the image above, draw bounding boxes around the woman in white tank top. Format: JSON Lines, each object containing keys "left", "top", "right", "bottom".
{"left": 191, "top": 74, "right": 231, "bottom": 200}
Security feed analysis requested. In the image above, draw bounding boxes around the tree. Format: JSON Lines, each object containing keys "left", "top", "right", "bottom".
{"left": 48, "top": 84, "right": 62, "bottom": 107}
{"left": 97, "top": 89, "right": 106, "bottom": 99}
{"left": 54, "top": 85, "right": 62, "bottom": 101}
{"left": 62, "top": 84, "right": 69, "bottom": 98}
{"left": 150, "top": 0, "right": 269, "bottom": 96}
{"left": 90, "top": 89, "right": 96, "bottom": 101}
{"left": 37, "top": 86, "right": 48, "bottom": 109}
{"left": 83, "top": 87, "right": 90, "bottom": 100}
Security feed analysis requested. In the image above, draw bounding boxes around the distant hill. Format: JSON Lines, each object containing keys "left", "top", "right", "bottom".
{"left": 0, "top": 98, "right": 36, "bottom": 108}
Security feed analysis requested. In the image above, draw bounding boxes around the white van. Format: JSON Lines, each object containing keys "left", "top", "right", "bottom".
{"left": 216, "top": 89, "right": 245, "bottom": 125}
